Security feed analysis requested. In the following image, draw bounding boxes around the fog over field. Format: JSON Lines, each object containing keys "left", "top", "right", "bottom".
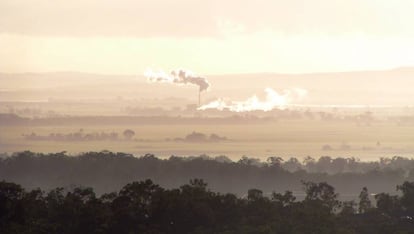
{"left": 2, "top": 1, "right": 414, "bottom": 232}
{"left": 1, "top": 68, "right": 414, "bottom": 160}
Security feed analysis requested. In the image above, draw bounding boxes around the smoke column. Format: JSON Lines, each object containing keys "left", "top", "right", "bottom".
{"left": 145, "top": 69, "right": 307, "bottom": 110}
{"left": 145, "top": 69, "right": 210, "bottom": 92}
{"left": 198, "top": 88, "right": 308, "bottom": 112}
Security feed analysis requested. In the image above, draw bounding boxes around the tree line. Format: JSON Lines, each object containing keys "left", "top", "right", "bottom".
{"left": 0, "top": 112, "right": 385, "bottom": 127}
{"left": 1, "top": 151, "right": 413, "bottom": 198}
{"left": 23, "top": 129, "right": 136, "bottom": 141}
{"left": 1, "top": 179, "right": 414, "bottom": 233}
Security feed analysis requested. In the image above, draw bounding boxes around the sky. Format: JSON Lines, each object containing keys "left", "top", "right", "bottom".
{"left": 1, "top": 0, "right": 414, "bottom": 75}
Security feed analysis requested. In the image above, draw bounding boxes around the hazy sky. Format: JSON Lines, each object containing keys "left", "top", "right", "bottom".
{"left": 1, "top": 0, "right": 414, "bottom": 74}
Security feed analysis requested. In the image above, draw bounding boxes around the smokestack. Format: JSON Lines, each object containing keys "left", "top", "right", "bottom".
{"left": 198, "top": 90, "right": 201, "bottom": 107}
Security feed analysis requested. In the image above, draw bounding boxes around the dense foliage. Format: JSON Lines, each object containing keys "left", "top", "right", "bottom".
{"left": 0, "top": 151, "right": 413, "bottom": 197}
{"left": 1, "top": 179, "right": 414, "bottom": 233}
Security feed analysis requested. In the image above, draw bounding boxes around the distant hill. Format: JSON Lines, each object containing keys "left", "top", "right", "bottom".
{"left": 1, "top": 68, "right": 413, "bottom": 105}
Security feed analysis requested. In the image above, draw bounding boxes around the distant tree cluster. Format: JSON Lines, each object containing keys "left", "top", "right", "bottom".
{"left": 169, "top": 131, "right": 228, "bottom": 143}
{"left": 283, "top": 155, "right": 414, "bottom": 174}
{"left": 7, "top": 107, "right": 42, "bottom": 116}
{"left": 1, "top": 179, "right": 414, "bottom": 233}
{"left": 0, "top": 111, "right": 389, "bottom": 127}
{"left": 4, "top": 107, "right": 61, "bottom": 118}
{"left": 23, "top": 129, "right": 136, "bottom": 141}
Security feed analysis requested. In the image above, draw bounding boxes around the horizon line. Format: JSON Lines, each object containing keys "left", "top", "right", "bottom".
{"left": 1, "top": 66, "right": 414, "bottom": 77}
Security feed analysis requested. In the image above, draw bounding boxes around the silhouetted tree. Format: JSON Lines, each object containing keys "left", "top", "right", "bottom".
{"left": 358, "top": 187, "right": 372, "bottom": 213}
{"left": 397, "top": 181, "right": 414, "bottom": 215}
{"left": 122, "top": 129, "right": 135, "bottom": 140}
{"left": 271, "top": 190, "right": 295, "bottom": 207}
{"left": 266, "top": 156, "right": 283, "bottom": 168}
{"left": 303, "top": 181, "right": 340, "bottom": 212}
{"left": 375, "top": 193, "right": 400, "bottom": 216}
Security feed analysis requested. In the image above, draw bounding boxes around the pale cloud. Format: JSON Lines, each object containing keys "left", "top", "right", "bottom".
{"left": 1, "top": 32, "right": 414, "bottom": 74}
{"left": 1, "top": 0, "right": 414, "bottom": 74}
{"left": 1, "top": 0, "right": 414, "bottom": 37}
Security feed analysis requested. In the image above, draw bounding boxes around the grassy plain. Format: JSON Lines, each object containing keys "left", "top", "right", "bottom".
{"left": 1, "top": 120, "right": 413, "bottom": 161}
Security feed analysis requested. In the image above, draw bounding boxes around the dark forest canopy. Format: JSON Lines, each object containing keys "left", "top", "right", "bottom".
{"left": 1, "top": 151, "right": 414, "bottom": 198}
{"left": 1, "top": 179, "right": 414, "bottom": 234}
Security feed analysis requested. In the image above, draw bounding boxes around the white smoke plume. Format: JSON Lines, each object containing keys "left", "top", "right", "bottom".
{"left": 198, "top": 88, "right": 308, "bottom": 112}
{"left": 145, "top": 68, "right": 210, "bottom": 92}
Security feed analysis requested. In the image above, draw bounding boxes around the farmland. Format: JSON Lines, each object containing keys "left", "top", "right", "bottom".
{"left": 1, "top": 118, "right": 413, "bottom": 161}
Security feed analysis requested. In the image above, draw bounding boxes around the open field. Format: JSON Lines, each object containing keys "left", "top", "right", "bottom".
{"left": 1, "top": 70, "right": 414, "bottom": 161}
{"left": 1, "top": 120, "right": 413, "bottom": 161}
